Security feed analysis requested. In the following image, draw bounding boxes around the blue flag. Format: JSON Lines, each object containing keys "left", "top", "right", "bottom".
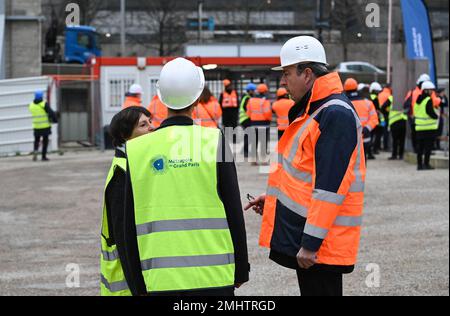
{"left": 401, "top": 0, "right": 437, "bottom": 84}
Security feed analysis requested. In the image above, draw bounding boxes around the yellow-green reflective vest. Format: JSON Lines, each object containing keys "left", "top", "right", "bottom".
{"left": 29, "top": 101, "right": 51, "bottom": 130}
{"left": 126, "top": 125, "right": 235, "bottom": 293}
{"left": 414, "top": 97, "right": 439, "bottom": 132}
{"left": 239, "top": 94, "right": 251, "bottom": 124}
{"left": 100, "top": 156, "right": 132, "bottom": 296}
{"left": 389, "top": 109, "right": 407, "bottom": 126}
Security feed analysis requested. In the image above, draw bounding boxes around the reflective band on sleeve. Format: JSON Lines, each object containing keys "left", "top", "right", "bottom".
{"left": 136, "top": 218, "right": 230, "bottom": 236}
{"left": 141, "top": 253, "right": 235, "bottom": 271}
{"left": 334, "top": 215, "right": 363, "bottom": 227}
{"left": 280, "top": 154, "right": 312, "bottom": 183}
{"left": 313, "top": 189, "right": 346, "bottom": 205}
{"left": 102, "top": 249, "right": 119, "bottom": 261}
{"left": 304, "top": 223, "right": 329, "bottom": 239}
{"left": 266, "top": 186, "right": 308, "bottom": 218}
{"left": 101, "top": 274, "right": 129, "bottom": 292}
{"left": 349, "top": 180, "right": 365, "bottom": 193}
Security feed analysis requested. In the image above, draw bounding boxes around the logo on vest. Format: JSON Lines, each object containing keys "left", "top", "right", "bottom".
{"left": 150, "top": 156, "right": 168, "bottom": 174}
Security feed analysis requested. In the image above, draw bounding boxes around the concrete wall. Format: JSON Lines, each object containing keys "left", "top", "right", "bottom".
{"left": 4, "top": 0, "right": 42, "bottom": 79}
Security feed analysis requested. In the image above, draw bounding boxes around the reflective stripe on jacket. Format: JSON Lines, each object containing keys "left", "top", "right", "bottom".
{"left": 272, "top": 98, "right": 295, "bottom": 131}
{"left": 100, "top": 156, "right": 131, "bottom": 296}
{"left": 259, "top": 73, "right": 365, "bottom": 267}
{"left": 193, "top": 98, "right": 222, "bottom": 128}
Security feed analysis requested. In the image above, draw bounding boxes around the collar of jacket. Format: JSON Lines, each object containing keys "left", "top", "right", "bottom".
{"left": 289, "top": 72, "right": 344, "bottom": 124}
{"left": 115, "top": 147, "right": 126, "bottom": 158}
{"left": 157, "top": 115, "right": 194, "bottom": 131}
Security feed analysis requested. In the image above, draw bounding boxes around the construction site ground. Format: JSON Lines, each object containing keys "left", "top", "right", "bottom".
{"left": 0, "top": 138, "right": 448, "bottom": 296}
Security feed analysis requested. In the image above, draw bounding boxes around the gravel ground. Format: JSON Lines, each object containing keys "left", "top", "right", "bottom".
{"left": 0, "top": 145, "right": 448, "bottom": 296}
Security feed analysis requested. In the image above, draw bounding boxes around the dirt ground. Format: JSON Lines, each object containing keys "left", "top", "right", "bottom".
{"left": 0, "top": 146, "right": 448, "bottom": 296}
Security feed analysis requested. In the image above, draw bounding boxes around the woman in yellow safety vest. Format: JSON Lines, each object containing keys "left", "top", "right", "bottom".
{"left": 100, "top": 107, "right": 153, "bottom": 296}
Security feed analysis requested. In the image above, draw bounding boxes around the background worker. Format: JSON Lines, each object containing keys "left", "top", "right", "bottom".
{"left": 101, "top": 106, "right": 153, "bottom": 296}
{"left": 272, "top": 88, "right": 295, "bottom": 140}
{"left": 219, "top": 79, "right": 239, "bottom": 140}
{"left": 192, "top": 86, "right": 222, "bottom": 128}
{"left": 123, "top": 58, "right": 249, "bottom": 296}
{"left": 246, "top": 36, "right": 365, "bottom": 297}
{"left": 378, "top": 84, "right": 394, "bottom": 152}
{"left": 370, "top": 82, "right": 384, "bottom": 155}
{"left": 122, "top": 84, "right": 143, "bottom": 109}
{"left": 388, "top": 99, "right": 408, "bottom": 161}
{"left": 415, "top": 81, "right": 440, "bottom": 170}
{"left": 147, "top": 94, "right": 168, "bottom": 129}
{"left": 239, "top": 83, "right": 257, "bottom": 158}
{"left": 344, "top": 78, "right": 378, "bottom": 162}
{"left": 29, "top": 90, "right": 57, "bottom": 162}
{"left": 246, "top": 83, "right": 272, "bottom": 165}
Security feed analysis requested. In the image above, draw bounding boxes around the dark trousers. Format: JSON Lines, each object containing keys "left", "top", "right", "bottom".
{"left": 409, "top": 118, "right": 417, "bottom": 153}
{"left": 417, "top": 137, "right": 434, "bottom": 167}
{"left": 296, "top": 269, "right": 343, "bottom": 296}
{"left": 34, "top": 134, "right": 49, "bottom": 159}
{"left": 241, "top": 120, "right": 251, "bottom": 158}
{"left": 363, "top": 141, "right": 371, "bottom": 162}
{"left": 373, "top": 126, "right": 383, "bottom": 153}
{"left": 391, "top": 120, "right": 407, "bottom": 159}
{"left": 250, "top": 124, "right": 270, "bottom": 161}
{"left": 223, "top": 108, "right": 238, "bottom": 143}
{"left": 383, "top": 124, "right": 390, "bottom": 151}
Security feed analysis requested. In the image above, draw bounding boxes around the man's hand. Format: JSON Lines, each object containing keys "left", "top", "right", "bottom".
{"left": 244, "top": 194, "right": 266, "bottom": 216}
{"left": 296, "top": 248, "right": 317, "bottom": 270}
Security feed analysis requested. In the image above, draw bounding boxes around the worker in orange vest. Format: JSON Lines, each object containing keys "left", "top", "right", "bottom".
{"left": 192, "top": 87, "right": 222, "bottom": 128}
{"left": 246, "top": 84, "right": 272, "bottom": 165}
{"left": 147, "top": 95, "right": 168, "bottom": 129}
{"left": 245, "top": 36, "right": 365, "bottom": 296}
{"left": 122, "top": 84, "right": 143, "bottom": 109}
{"left": 344, "top": 78, "right": 379, "bottom": 162}
{"left": 272, "top": 88, "right": 295, "bottom": 140}
{"left": 219, "top": 79, "right": 239, "bottom": 139}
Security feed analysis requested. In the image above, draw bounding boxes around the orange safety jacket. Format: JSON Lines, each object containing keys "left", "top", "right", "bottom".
{"left": 348, "top": 92, "right": 379, "bottom": 143}
{"left": 192, "top": 98, "right": 222, "bottom": 128}
{"left": 122, "top": 96, "right": 142, "bottom": 109}
{"left": 260, "top": 72, "right": 366, "bottom": 267}
{"left": 147, "top": 95, "right": 168, "bottom": 129}
{"left": 272, "top": 98, "right": 295, "bottom": 131}
{"left": 246, "top": 97, "right": 272, "bottom": 122}
{"left": 221, "top": 91, "right": 238, "bottom": 109}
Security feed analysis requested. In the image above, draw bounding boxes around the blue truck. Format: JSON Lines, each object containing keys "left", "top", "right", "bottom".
{"left": 43, "top": 25, "right": 101, "bottom": 64}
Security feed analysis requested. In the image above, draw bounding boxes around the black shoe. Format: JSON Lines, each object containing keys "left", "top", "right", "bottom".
{"left": 399, "top": 156, "right": 404, "bottom": 160}
{"left": 417, "top": 165, "right": 424, "bottom": 171}
{"left": 388, "top": 157, "right": 397, "bottom": 161}
{"left": 368, "top": 155, "right": 376, "bottom": 160}
{"left": 424, "top": 165, "right": 435, "bottom": 170}
{"left": 42, "top": 157, "right": 50, "bottom": 162}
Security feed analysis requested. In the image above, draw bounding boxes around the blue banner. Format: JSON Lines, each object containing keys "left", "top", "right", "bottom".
{"left": 401, "top": 0, "right": 437, "bottom": 84}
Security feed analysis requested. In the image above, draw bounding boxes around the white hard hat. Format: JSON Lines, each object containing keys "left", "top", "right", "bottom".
{"left": 369, "top": 82, "right": 382, "bottom": 93}
{"left": 272, "top": 36, "right": 328, "bottom": 71}
{"left": 157, "top": 58, "right": 205, "bottom": 110}
{"left": 129, "top": 84, "right": 143, "bottom": 95}
{"left": 357, "top": 83, "right": 368, "bottom": 91}
{"left": 417, "top": 73, "right": 431, "bottom": 85}
{"left": 421, "top": 80, "right": 436, "bottom": 90}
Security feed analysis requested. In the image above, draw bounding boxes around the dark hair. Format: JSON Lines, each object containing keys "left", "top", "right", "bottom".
{"left": 199, "top": 86, "right": 213, "bottom": 104}
{"left": 297, "top": 62, "right": 329, "bottom": 78}
{"left": 109, "top": 106, "right": 151, "bottom": 147}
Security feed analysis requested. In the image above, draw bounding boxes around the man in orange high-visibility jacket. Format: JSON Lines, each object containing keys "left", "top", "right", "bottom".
{"left": 147, "top": 95, "right": 168, "bottom": 129}
{"left": 122, "top": 84, "right": 143, "bottom": 109}
{"left": 245, "top": 36, "right": 365, "bottom": 297}
{"left": 246, "top": 84, "right": 272, "bottom": 165}
{"left": 193, "top": 87, "right": 222, "bottom": 128}
{"left": 272, "top": 88, "right": 295, "bottom": 140}
{"left": 344, "top": 78, "right": 379, "bottom": 162}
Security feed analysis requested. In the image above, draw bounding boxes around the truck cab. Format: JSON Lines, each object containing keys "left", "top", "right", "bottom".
{"left": 64, "top": 26, "right": 101, "bottom": 64}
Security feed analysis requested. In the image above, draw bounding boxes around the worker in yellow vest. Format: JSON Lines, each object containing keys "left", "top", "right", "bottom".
{"left": 100, "top": 106, "right": 153, "bottom": 296}
{"left": 28, "top": 91, "right": 57, "bottom": 162}
{"left": 122, "top": 58, "right": 249, "bottom": 296}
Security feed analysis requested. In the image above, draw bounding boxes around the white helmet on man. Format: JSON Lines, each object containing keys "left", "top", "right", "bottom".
{"left": 129, "top": 84, "right": 143, "bottom": 95}
{"left": 157, "top": 58, "right": 205, "bottom": 110}
{"left": 272, "top": 36, "right": 328, "bottom": 71}
{"left": 417, "top": 73, "right": 431, "bottom": 85}
{"left": 369, "top": 82, "right": 383, "bottom": 93}
{"left": 357, "top": 83, "right": 368, "bottom": 92}
{"left": 421, "top": 81, "right": 436, "bottom": 91}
